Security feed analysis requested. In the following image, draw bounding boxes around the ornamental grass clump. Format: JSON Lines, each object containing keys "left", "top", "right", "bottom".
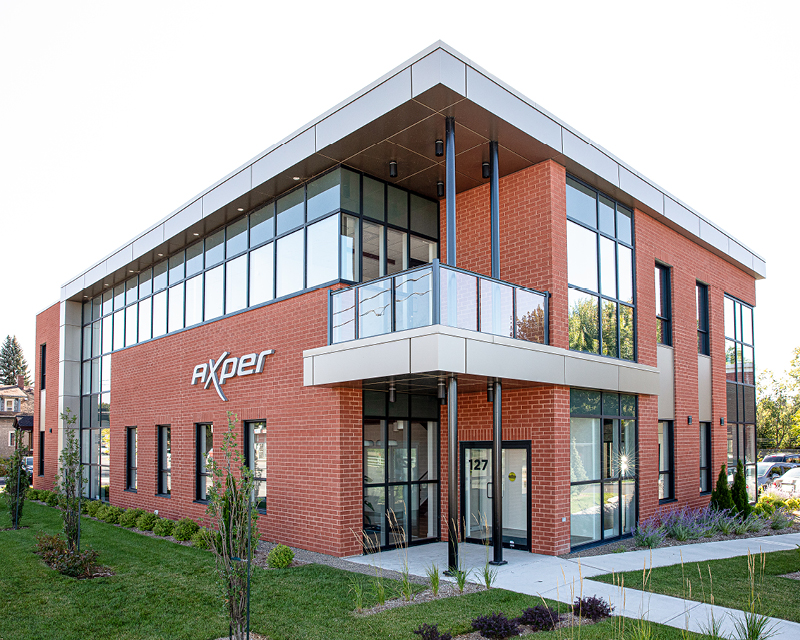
{"left": 770, "top": 507, "right": 793, "bottom": 530}
{"left": 471, "top": 612, "right": 520, "bottom": 639}
{"left": 515, "top": 604, "right": 560, "bottom": 631}
{"left": 571, "top": 595, "right": 613, "bottom": 622}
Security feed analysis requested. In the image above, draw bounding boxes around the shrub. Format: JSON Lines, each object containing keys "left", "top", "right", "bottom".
{"left": 632, "top": 516, "right": 665, "bottom": 548}
{"left": 716, "top": 510, "right": 738, "bottom": 535}
{"left": 191, "top": 528, "right": 213, "bottom": 549}
{"left": 136, "top": 511, "right": 159, "bottom": 531}
{"left": 45, "top": 492, "right": 59, "bottom": 507}
{"left": 572, "top": 595, "right": 613, "bottom": 622}
{"left": 771, "top": 508, "right": 793, "bottom": 530}
{"left": 745, "top": 513, "right": 766, "bottom": 532}
{"left": 267, "top": 544, "right": 294, "bottom": 568}
{"left": 413, "top": 623, "right": 453, "bottom": 640}
{"left": 516, "top": 604, "right": 560, "bottom": 631}
{"left": 710, "top": 464, "right": 735, "bottom": 512}
{"left": 85, "top": 500, "right": 102, "bottom": 517}
{"left": 174, "top": 518, "right": 200, "bottom": 541}
{"left": 100, "top": 505, "right": 124, "bottom": 524}
{"left": 35, "top": 532, "right": 99, "bottom": 578}
{"left": 731, "top": 460, "right": 752, "bottom": 518}
{"left": 26, "top": 488, "right": 39, "bottom": 500}
{"left": 119, "top": 508, "right": 145, "bottom": 528}
{"left": 471, "top": 612, "right": 520, "bottom": 639}
{"left": 153, "top": 518, "right": 175, "bottom": 537}
{"left": 36, "top": 490, "right": 50, "bottom": 503}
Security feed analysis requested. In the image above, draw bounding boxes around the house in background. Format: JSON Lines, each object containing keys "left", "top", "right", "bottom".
{"left": 34, "top": 42, "right": 763, "bottom": 558}
{"left": 0, "top": 376, "right": 34, "bottom": 457}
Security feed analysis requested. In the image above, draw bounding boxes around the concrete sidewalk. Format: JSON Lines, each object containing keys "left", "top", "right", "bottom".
{"left": 346, "top": 533, "right": 800, "bottom": 639}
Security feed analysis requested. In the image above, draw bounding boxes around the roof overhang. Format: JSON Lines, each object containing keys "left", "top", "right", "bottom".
{"left": 61, "top": 41, "right": 765, "bottom": 302}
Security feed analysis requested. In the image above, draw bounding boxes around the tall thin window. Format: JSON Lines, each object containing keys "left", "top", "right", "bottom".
{"left": 39, "top": 344, "right": 46, "bottom": 390}
{"left": 126, "top": 427, "right": 137, "bottom": 491}
{"left": 658, "top": 421, "right": 674, "bottom": 500}
{"left": 697, "top": 282, "right": 709, "bottom": 355}
{"left": 38, "top": 431, "right": 44, "bottom": 476}
{"left": 700, "top": 422, "right": 711, "bottom": 493}
{"left": 655, "top": 264, "right": 672, "bottom": 346}
{"left": 245, "top": 421, "right": 267, "bottom": 513}
{"left": 196, "top": 424, "right": 213, "bottom": 501}
{"left": 157, "top": 425, "right": 171, "bottom": 496}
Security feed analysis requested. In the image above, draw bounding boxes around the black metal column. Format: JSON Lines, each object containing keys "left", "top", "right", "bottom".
{"left": 490, "top": 141, "right": 500, "bottom": 280}
{"left": 445, "top": 117, "right": 456, "bottom": 266}
{"left": 447, "top": 374, "right": 459, "bottom": 572}
{"left": 490, "top": 378, "right": 506, "bottom": 565}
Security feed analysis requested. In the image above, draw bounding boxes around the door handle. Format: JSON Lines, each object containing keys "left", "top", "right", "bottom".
{"left": 487, "top": 482, "right": 492, "bottom": 499}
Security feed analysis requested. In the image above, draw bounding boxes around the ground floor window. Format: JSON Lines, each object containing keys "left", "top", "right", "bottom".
{"left": 38, "top": 431, "right": 44, "bottom": 476}
{"left": 158, "top": 425, "right": 171, "bottom": 496}
{"left": 570, "top": 389, "right": 637, "bottom": 548}
{"left": 196, "top": 424, "right": 213, "bottom": 501}
{"left": 245, "top": 420, "right": 267, "bottom": 513}
{"left": 126, "top": 426, "right": 137, "bottom": 491}
{"left": 363, "top": 390, "right": 440, "bottom": 550}
{"left": 700, "top": 422, "right": 711, "bottom": 493}
{"left": 658, "top": 421, "right": 674, "bottom": 501}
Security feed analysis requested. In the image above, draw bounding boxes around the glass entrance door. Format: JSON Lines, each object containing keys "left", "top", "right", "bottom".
{"left": 462, "top": 442, "right": 529, "bottom": 549}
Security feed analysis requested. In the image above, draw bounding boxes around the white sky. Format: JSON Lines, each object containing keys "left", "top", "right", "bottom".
{"left": 1, "top": 1, "right": 798, "bottom": 380}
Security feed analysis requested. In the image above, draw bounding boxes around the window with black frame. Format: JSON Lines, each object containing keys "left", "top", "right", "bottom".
{"left": 700, "top": 422, "right": 711, "bottom": 493}
{"left": 245, "top": 420, "right": 267, "bottom": 513}
{"left": 566, "top": 177, "right": 635, "bottom": 360}
{"left": 697, "top": 282, "right": 709, "bottom": 355}
{"left": 196, "top": 424, "right": 213, "bottom": 501}
{"left": 38, "top": 431, "right": 44, "bottom": 476}
{"left": 363, "top": 391, "right": 440, "bottom": 550}
{"left": 655, "top": 265, "right": 672, "bottom": 346}
{"left": 725, "top": 295, "right": 756, "bottom": 501}
{"left": 658, "top": 421, "right": 674, "bottom": 500}
{"left": 157, "top": 425, "right": 171, "bottom": 496}
{"left": 570, "top": 389, "right": 637, "bottom": 548}
{"left": 126, "top": 426, "right": 137, "bottom": 491}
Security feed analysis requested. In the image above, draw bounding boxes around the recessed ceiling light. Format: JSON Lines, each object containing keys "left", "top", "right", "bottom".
{"left": 129, "top": 270, "right": 134, "bottom": 273}
{"left": 292, "top": 176, "right": 301, "bottom": 181}
{"left": 158, "top": 253, "right": 164, "bottom": 257}
{"left": 104, "top": 284, "right": 109, "bottom": 288}
{"left": 237, "top": 207, "right": 244, "bottom": 212}
{"left": 193, "top": 232, "right": 199, "bottom": 236}
{"left": 83, "top": 295, "right": 88, "bottom": 298}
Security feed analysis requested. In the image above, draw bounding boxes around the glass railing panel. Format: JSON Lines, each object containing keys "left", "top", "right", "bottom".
{"left": 440, "top": 267, "right": 477, "bottom": 331}
{"left": 515, "top": 288, "right": 546, "bottom": 343}
{"left": 395, "top": 267, "right": 433, "bottom": 331}
{"left": 331, "top": 288, "right": 356, "bottom": 344}
{"left": 480, "top": 278, "right": 514, "bottom": 337}
{"left": 358, "top": 278, "right": 392, "bottom": 338}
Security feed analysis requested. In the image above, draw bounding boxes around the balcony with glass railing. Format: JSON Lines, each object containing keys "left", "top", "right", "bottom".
{"left": 328, "top": 259, "right": 549, "bottom": 346}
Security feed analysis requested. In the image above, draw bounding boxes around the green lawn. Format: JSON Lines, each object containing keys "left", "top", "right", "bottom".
{"left": 592, "top": 549, "right": 800, "bottom": 623}
{"left": 2, "top": 498, "right": 711, "bottom": 639}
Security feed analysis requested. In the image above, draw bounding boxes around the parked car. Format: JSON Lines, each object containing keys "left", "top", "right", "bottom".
{"left": 773, "top": 466, "right": 800, "bottom": 493}
{"left": 757, "top": 461, "right": 798, "bottom": 491}
{"left": 762, "top": 453, "right": 800, "bottom": 464}
{"left": 23, "top": 456, "right": 33, "bottom": 475}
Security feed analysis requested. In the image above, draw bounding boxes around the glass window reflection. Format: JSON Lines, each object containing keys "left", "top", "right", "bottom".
{"left": 276, "top": 229, "right": 304, "bottom": 297}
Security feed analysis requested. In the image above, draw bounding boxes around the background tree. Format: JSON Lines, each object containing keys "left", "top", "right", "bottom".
{"left": 757, "top": 370, "right": 800, "bottom": 449}
{"left": 0, "top": 335, "right": 30, "bottom": 386}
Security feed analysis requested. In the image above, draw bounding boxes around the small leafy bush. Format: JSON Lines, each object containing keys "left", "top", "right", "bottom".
{"left": 45, "top": 492, "right": 59, "bottom": 507}
{"left": 100, "top": 505, "right": 124, "bottom": 524}
{"left": 136, "top": 511, "right": 159, "bottom": 531}
{"left": 191, "top": 527, "right": 212, "bottom": 549}
{"left": 35, "top": 532, "right": 99, "bottom": 578}
{"left": 572, "top": 595, "right": 613, "bottom": 622}
{"left": 173, "top": 518, "right": 200, "bottom": 541}
{"left": 267, "top": 544, "right": 294, "bottom": 568}
{"left": 119, "top": 508, "right": 145, "bottom": 528}
{"left": 516, "top": 605, "right": 560, "bottom": 631}
{"left": 472, "top": 612, "right": 520, "bottom": 639}
{"left": 26, "top": 488, "right": 39, "bottom": 500}
{"left": 36, "top": 490, "right": 50, "bottom": 503}
{"left": 153, "top": 518, "right": 175, "bottom": 537}
{"left": 413, "top": 623, "right": 453, "bottom": 640}
{"left": 85, "top": 500, "right": 102, "bottom": 517}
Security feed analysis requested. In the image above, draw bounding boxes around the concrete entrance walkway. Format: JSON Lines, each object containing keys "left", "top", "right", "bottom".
{"left": 345, "top": 533, "right": 800, "bottom": 639}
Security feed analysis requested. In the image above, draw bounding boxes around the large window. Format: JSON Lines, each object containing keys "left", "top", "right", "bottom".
{"left": 157, "top": 425, "right": 171, "bottom": 496}
{"left": 126, "top": 426, "right": 137, "bottom": 491}
{"left": 725, "top": 295, "right": 756, "bottom": 501}
{"left": 245, "top": 421, "right": 267, "bottom": 513}
{"left": 697, "top": 282, "right": 709, "bottom": 355}
{"left": 700, "top": 422, "right": 711, "bottom": 493}
{"left": 196, "top": 424, "right": 213, "bottom": 502}
{"left": 655, "top": 264, "right": 672, "bottom": 346}
{"left": 570, "top": 390, "right": 637, "bottom": 548}
{"left": 566, "top": 176, "right": 635, "bottom": 360}
{"left": 363, "top": 391, "right": 440, "bottom": 550}
{"left": 658, "top": 421, "right": 674, "bottom": 501}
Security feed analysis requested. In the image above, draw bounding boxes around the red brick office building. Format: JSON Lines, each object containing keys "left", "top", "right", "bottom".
{"left": 34, "top": 42, "right": 763, "bottom": 559}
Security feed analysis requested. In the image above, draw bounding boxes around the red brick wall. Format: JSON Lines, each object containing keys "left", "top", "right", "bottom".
{"left": 108, "top": 288, "right": 362, "bottom": 557}
{"left": 33, "top": 303, "right": 61, "bottom": 491}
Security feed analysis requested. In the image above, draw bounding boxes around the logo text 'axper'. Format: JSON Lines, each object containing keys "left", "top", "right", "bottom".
{"left": 191, "top": 349, "right": 274, "bottom": 401}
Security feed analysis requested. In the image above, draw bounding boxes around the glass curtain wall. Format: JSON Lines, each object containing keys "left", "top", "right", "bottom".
{"left": 566, "top": 176, "right": 635, "bottom": 360}
{"left": 570, "top": 389, "right": 637, "bottom": 548}
{"left": 363, "top": 391, "right": 439, "bottom": 550}
{"left": 725, "top": 295, "right": 757, "bottom": 501}
{"left": 78, "top": 167, "right": 439, "bottom": 493}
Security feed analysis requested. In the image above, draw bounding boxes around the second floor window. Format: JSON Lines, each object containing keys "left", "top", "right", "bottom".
{"left": 566, "top": 176, "right": 635, "bottom": 361}
{"left": 697, "top": 282, "right": 709, "bottom": 355}
{"left": 655, "top": 264, "right": 672, "bottom": 346}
